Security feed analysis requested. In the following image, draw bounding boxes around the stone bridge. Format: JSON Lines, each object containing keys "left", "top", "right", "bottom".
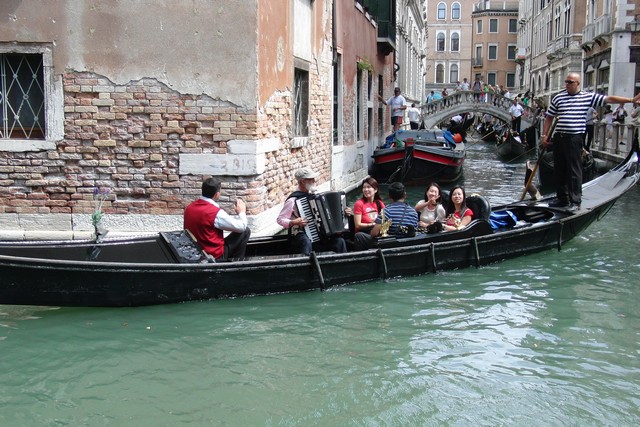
{"left": 419, "top": 91, "right": 540, "bottom": 130}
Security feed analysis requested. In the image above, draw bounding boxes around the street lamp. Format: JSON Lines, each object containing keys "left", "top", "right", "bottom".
{"left": 628, "top": 15, "right": 640, "bottom": 32}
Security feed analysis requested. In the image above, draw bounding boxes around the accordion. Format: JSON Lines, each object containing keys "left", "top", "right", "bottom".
{"left": 295, "top": 191, "right": 348, "bottom": 242}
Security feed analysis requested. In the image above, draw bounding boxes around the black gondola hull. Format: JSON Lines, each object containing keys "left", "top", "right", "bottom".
{"left": 0, "top": 150, "right": 638, "bottom": 307}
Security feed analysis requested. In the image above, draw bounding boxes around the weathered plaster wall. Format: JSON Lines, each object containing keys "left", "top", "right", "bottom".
{"left": 0, "top": 0, "right": 258, "bottom": 105}
{"left": 0, "top": 0, "right": 368, "bottom": 239}
{"left": 257, "top": 0, "right": 291, "bottom": 106}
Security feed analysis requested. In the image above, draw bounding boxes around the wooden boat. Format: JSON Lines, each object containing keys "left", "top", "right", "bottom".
{"left": 538, "top": 147, "right": 598, "bottom": 188}
{"left": 0, "top": 146, "right": 638, "bottom": 307}
{"left": 447, "top": 112, "right": 475, "bottom": 136}
{"left": 478, "top": 122, "right": 500, "bottom": 143}
{"left": 370, "top": 129, "right": 466, "bottom": 183}
{"left": 496, "top": 129, "right": 529, "bottom": 161}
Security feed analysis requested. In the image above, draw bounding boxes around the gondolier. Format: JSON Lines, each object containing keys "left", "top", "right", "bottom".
{"left": 509, "top": 98, "right": 524, "bottom": 133}
{"left": 541, "top": 72, "right": 640, "bottom": 209}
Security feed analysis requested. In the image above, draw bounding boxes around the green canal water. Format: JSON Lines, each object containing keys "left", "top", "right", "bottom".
{"left": 1, "top": 141, "right": 639, "bottom": 426}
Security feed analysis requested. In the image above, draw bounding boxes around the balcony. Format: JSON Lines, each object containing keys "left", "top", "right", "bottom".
{"left": 377, "top": 20, "right": 396, "bottom": 55}
{"left": 472, "top": 1, "right": 519, "bottom": 12}
{"left": 547, "top": 35, "right": 574, "bottom": 59}
{"left": 364, "top": 0, "right": 396, "bottom": 56}
{"left": 583, "top": 23, "right": 595, "bottom": 43}
{"left": 595, "top": 15, "right": 612, "bottom": 38}
{"left": 515, "top": 47, "right": 527, "bottom": 64}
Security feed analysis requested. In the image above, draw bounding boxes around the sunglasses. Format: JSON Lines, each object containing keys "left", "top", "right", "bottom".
{"left": 564, "top": 80, "right": 578, "bottom": 84}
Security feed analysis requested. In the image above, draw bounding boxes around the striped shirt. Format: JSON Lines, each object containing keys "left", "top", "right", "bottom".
{"left": 547, "top": 90, "right": 606, "bottom": 134}
{"left": 375, "top": 202, "right": 419, "bottom": 236}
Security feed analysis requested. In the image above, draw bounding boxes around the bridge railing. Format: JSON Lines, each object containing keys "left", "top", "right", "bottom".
{"left": 593, "top": 121, "right": 638, "bottom": 156}
{"left": 419, "top": 90, "right": 540, "bottom": 128}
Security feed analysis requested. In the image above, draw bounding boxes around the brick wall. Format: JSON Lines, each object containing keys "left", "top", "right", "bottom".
{"left": 0, "top": 70, "right": 339, "bottom": 236}
{"left": 0, "top": 73, "right": 273, "bottom": 218}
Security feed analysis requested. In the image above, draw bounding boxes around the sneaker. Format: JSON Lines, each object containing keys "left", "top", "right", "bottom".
{"left": 549, "top": 200, "right": 569, "bottom": 208}
{"left": 569, "top": 203, "right": 581, "bottom": 210}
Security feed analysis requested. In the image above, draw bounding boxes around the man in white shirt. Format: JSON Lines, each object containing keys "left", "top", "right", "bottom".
{"left": 378, "top": 87, "right": 407, "bottom": 132}
{"left": 407, "top": 103, "right": 421, "bottom": 129}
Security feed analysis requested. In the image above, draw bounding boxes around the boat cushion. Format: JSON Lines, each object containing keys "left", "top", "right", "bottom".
{"left": 466, "top": 194, "right": 491, "bottom": 222}
{"left": 160, "top": 230, "right": 214, "bottom": 263}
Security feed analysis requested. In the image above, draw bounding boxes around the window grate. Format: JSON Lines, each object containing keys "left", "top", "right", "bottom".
{"left": 1, "top": 53, "right": 45, "bottom": 139}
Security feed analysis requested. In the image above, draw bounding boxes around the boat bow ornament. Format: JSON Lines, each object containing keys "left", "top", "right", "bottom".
{"left": 420, "top": 91, "right": 537, "bottom": 130}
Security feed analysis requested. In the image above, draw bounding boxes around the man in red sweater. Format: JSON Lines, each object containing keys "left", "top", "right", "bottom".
{"left": 184, "top": 178, "right": 251, "bottom": 260}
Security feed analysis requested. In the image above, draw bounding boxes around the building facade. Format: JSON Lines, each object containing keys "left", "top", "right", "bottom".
{"left": 470, "top": 1, "right": 519, "bottom": 90}
{"left": 581, "top": 0, "right": 639, "bottom": 107}
{"left": 517, "top": 0, "right": 638, "bottom": 108}
{"left": 522, "top": 0, "right": 585, "bottom": 103}
{"left": 0, "top": 0, "right": 413, "bottom": 238}
{"left": 394, "top": 0, "right": 427, "bottom": 105}
{"left": 423, "top": 0, "right": 473, "bottom": 96}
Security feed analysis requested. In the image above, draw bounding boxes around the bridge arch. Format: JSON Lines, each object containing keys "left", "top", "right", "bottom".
{"left": 419, "top": 91, "right": 539, "bottom": 130}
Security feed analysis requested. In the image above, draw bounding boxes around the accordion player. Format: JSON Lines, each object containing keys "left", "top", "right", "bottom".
{"left": 295, "top": 191, "right": 349, "bottom": 243}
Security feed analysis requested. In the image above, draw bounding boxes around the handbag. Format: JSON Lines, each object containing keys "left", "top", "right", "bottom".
{"left": 396, "top": 204, "right": 416, "bottom": 237}
{"left": 425, "top": 221, "right": 443, "bottom": 234}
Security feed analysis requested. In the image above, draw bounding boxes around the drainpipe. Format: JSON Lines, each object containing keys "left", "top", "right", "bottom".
{"left": 332, "top": 0, "right": 337, "bottom": 65}
{"left": 394, "top": 55, "right": 400, "bottom": 82}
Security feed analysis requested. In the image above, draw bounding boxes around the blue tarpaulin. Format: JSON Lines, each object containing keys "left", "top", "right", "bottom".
{"left": 489, "top": 210, "right": 518, "bottom": 230}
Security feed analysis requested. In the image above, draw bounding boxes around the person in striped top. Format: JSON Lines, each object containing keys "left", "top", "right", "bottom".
{"left": 541, "top": 72, "right": 640, "bottom": 209}
{"left": 371, "top": 182, "right": 419, "bottom": 238}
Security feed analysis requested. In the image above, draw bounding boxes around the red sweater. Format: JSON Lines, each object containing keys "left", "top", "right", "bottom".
{"left": 184, "top": 199, "right": 224, "bottom": 258}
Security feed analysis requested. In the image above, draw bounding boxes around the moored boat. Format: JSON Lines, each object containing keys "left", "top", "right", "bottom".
{"left": 370, "top": 129, "right": 466, "bottom": 183}
{"left": 0, "top": 143, "right": 638, "bottom": 308}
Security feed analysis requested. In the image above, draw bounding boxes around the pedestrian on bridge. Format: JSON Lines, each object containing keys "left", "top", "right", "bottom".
{"left": 541, "top": 72, "right": 640, "bottom": 210}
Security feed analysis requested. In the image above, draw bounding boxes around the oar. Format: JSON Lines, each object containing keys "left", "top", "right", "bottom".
{"left": 519, "top": 119, "right": 557, "bottom": 201}
{"left": 520, "top": 148, "right": 544, "bottom": 201}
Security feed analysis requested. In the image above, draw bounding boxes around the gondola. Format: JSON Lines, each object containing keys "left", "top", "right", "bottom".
{"left": 447, "top": 112, "right": 475, "bottom": 135}
{"left": 496, "top": 129, "right": 529, "bottom": 161}
{"left": 0, "top": 145, "right": 638, "bottom": 308}
{"left": 370, "top": 129, "right": 466, "bottom": 183}
{"left": 478, "top": 122, "right": 499, "bottom": 143}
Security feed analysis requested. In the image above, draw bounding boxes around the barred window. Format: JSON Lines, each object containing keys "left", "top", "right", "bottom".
{"left": 1, "top": 53, "right": 45, "bottom": 139}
